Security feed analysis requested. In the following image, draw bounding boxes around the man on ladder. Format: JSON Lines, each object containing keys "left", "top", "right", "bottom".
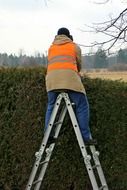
{"left": 26, "top": 27, "right": 109, "bottom": 190}
{"left": 45, "top": 27, "right": 96, "bottom": 145}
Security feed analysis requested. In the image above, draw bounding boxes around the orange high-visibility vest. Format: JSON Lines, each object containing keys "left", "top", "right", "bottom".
{"left": 47, "top": 42, "right": 78, "bottom": 72}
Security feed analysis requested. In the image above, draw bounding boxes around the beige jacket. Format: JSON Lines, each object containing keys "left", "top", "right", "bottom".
{"left": 45, "top": 35, "right": 86, "bottom": 94}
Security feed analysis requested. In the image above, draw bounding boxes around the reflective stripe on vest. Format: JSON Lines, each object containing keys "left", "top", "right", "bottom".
{"left": 48, "top": 55, "right": 75, "bottom": 64}
{"left": 47, "top": 42, "right": 78, "bottom": 72}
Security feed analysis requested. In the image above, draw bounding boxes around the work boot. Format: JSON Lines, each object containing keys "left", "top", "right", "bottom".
{"left": 84, "top": 139, "right": 97, "bottom": 145}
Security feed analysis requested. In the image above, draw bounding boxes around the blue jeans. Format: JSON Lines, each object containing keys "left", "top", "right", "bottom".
{"left": 45, "top": 91, "right": 91, "bottom": 141}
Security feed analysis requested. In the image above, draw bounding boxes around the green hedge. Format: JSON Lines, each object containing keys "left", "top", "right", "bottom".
{"left": 0, "top": 68, "right": 127, "bottom": 190}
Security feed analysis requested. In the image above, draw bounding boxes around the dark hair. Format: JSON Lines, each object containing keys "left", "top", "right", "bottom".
{"left": 57, "top": 27, "right": 73, "bottom": 41}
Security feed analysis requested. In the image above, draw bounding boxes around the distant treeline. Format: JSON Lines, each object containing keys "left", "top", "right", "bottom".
{"left": 0, "top": 52, "right": 47, "bottom": 68}
{"left": 0, "top": 48, "right": 127, "bottom": 70}
{"left": 83, "top": 48, "right": 127, "bottom": 70}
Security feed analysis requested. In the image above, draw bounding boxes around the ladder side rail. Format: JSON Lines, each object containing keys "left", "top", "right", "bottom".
{"left": 63, "top": 93, "right": 99, "bottom": 190}
{"left": 34, "top": 144, "right": 54, "bottom": 190}
{"left": 34, "top": 105, "right": 68, "bottom": 190}
{"left": 26, "top": 94, "right": 63, "bottom": 190}
{"left": 90, "top": 145, "right": 109, "bottom": 190}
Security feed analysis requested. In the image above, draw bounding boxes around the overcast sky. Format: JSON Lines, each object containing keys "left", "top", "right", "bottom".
{"left": 0, "top": 0, "right": 127, "bottom": 55}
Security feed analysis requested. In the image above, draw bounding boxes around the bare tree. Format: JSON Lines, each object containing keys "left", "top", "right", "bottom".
{"left": 43, "top": 0, "right": 127, "bottom": 52}
{"left": 79, "top": 1, "right": 127, "bottom": 53}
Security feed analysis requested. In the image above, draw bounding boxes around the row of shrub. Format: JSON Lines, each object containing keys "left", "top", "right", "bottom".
{"left": 0, "top": 67, "right": 127, "bottom": 190}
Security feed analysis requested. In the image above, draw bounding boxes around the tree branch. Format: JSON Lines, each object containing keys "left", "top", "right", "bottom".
{"left": 92, "top": 0, "right": 110, "bottom": 4}
{"left": 80, "top": 8, "right": 127, "bottom": 52}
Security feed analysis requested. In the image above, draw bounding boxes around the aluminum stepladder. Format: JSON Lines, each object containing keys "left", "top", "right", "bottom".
{"left": 26, "top": 92, "right": 109, "bottom": 190}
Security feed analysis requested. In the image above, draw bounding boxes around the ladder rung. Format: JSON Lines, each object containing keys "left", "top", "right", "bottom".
{"left": 54, "top": 121, "right": 62, "bottom": 125}
{"left": 92, "top": 164, "right": 100, "bottom": 169}
{"left": 40, "top": 160, "right": 49, "bottom": 165}
{"left": 33, "top": 179, "right": 41, "bottom": 185}
{"left": 99, "top": 185, "right": 107, "bottom": 190}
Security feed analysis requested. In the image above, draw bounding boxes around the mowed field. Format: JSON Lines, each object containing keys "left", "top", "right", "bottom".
{"left": 83, "top": 69, "right": 127, "bottom": 82}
